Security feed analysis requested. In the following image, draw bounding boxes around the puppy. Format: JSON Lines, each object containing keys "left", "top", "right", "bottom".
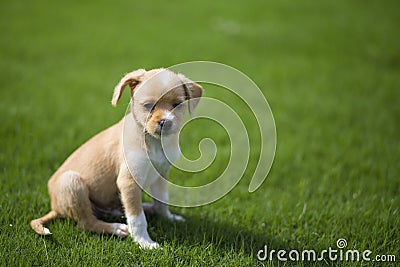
{"left": 30, "top": 68, "right": 203, "bottom": 249}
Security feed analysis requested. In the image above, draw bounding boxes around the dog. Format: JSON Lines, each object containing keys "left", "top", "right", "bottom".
{"left": 30, "top": 68, "right": 203, "bottom": 249}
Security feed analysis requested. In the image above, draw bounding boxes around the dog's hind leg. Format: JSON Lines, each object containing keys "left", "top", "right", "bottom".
{"left": 45, "top": 171, "right": 128, "bottom": 237}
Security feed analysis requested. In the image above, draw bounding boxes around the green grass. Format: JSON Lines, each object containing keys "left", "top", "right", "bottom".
{"left": 1, "top": 0, "right": 399, "bottom": 266}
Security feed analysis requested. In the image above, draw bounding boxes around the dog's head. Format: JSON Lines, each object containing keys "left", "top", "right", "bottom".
{"left": 112, "top": 68, "right": 203, "bottom": 137}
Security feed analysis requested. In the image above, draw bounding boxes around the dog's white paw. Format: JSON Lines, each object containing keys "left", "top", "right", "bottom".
{"left": 127, "top": 211, "right": 160, "bottom": 249}
{"left": 135, "top": 238, "right": 160, "bottom": 249}
{"left": 130, "top": 227, "right": 159, "bottom": 249}
{"left": 143, "top": 203, "right": 185, "bottom": 222}
{"left": 112, "top": 223, "right": 129, "bottom": 237}
{"left": 167, "top": 213, "right": 186, "bottom": 222}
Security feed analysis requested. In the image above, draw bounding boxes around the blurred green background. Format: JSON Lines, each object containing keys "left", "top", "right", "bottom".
{"left": 1, "top": 0, "right": 399, "bottom": 266}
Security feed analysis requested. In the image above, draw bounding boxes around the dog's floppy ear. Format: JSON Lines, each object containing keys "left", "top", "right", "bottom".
{"left": 179, "top": 75, "right": 203, "bottom": 116}
{"left": 112, "top": 69, "right": 146, "bottom": 106}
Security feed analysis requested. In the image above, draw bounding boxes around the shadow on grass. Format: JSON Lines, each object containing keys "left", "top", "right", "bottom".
{"left": 146, "top": 212, "right": 317, "bottom": 264}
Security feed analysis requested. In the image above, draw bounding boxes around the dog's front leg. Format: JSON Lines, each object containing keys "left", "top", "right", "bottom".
{"left": 144, "top": 173, "right": 185, "bottom": 222}
{"left": 117, "top": 165, "right": 159, "bottom": 249}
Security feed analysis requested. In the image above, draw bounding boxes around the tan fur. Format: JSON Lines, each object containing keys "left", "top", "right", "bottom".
{"left": 30, "top": 68, "right": 203, "bottom": 243}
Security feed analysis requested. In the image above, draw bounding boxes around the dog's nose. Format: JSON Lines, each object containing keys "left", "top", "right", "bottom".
{"left": 159, "top": 119, "right": 172, "bottom": 130}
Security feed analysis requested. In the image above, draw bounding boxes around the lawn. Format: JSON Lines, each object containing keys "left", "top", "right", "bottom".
{"left": 1, "top": 0, "right": 399, "bottom": 266}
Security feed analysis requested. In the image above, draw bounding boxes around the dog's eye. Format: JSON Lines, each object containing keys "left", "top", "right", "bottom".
{"left": 143, "top": 103, "right": 155, "bottom": 110}
{"left": 172, "top": 102, "right": 183, "bottom": 109}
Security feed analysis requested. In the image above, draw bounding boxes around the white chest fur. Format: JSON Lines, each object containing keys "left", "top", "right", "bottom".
{"left": 125, "top": 135, "right": 180, "bottom": 189}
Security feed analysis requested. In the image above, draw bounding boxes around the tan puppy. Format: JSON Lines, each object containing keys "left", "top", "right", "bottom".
{"left": 30, "top": 68, "right": 203, "bottom": 249}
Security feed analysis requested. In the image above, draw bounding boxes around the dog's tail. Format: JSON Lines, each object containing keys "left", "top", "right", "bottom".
{"left": 30, "top": 210, "right": 59, "bottom": 235}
